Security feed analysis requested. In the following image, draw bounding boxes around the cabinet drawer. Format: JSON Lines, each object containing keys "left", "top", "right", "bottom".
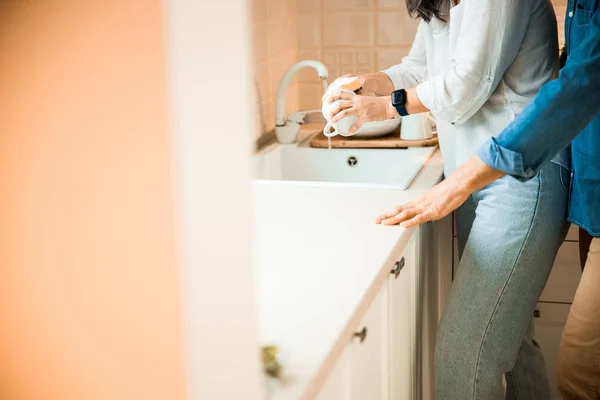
{"left": 540, "top": 242, "right": 581, "bottom": 304}
{"left": 533, "top": 302, "right": 571, "bottom": 400}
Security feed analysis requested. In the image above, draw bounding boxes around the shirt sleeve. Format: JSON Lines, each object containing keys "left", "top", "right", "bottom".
{"left": 477, "top": 9, "right": 600, "bottom": 178}
{"left": 380, "top": 20, "right": 428, "bottom": 90}
{"left": 416, "top": 0, "right": 535, "bottom": 124}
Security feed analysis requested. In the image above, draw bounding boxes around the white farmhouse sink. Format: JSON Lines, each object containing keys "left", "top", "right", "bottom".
{"left": 254, "top": 145, "right": 436, "bottom": 190}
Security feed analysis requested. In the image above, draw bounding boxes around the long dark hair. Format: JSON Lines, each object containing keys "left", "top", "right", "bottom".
{"left": 405, "top": 0, "right": 450, "bottom": 22}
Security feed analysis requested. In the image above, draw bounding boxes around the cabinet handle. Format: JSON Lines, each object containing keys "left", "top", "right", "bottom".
{"left": 390, "top": 257, "right": 406, "bottom": 279}
{"left": 353, "top": 326, "right": 368, "bottom": 343}
{"left": 534, "top": 310, "right": 540, "bottom": 318}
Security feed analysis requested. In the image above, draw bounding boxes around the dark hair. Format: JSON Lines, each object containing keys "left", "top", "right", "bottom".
{"left": 405, "top": 0, "right": 449, "bottom": 22}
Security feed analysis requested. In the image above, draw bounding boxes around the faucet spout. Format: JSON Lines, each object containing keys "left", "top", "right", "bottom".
{"left": 274, "top": 60, "right": 328, "bottom": 128}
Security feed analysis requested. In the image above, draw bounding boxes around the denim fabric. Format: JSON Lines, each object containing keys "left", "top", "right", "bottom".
{"left": 477, "top": 0, "right": 600, "bottom": 235}
{"left": 436, "top": 162, "right": 570, "bottom": 399}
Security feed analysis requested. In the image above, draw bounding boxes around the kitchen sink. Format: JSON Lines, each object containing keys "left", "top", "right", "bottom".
{"left": 253, "top": 144, "right": 436, "bottom": 190}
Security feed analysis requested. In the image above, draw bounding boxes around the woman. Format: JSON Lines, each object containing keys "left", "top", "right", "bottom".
{"left": 324, "top": 0, "right": 570, "bottom": 399}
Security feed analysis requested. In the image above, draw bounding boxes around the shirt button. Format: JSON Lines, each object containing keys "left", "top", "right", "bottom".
{"left": 568, "top": 10, "right": 573, "bottom": 17}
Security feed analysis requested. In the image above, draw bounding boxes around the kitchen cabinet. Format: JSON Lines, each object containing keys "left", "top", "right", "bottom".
{"left": 313, "top": 224, "right": 450, "bottom": 400}
{"left": 315, "top": 243, "right": 413, "bottom": 400}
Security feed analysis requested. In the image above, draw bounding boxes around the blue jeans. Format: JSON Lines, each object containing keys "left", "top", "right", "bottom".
{"left": 435, "top": 162, "right": 570, "bottom": 399}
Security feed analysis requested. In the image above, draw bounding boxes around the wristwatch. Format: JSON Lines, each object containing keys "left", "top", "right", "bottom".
{"left": 391, "top": 89, "right": 409, "bottom": 117}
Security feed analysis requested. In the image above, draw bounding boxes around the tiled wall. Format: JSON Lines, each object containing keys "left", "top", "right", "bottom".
{"left": 296, "top": 0, "right": 419, "bottom": 110}
{"left": 295, "top": 0, "right": 569, "bottom": 111}
{"left": 251, "top": 0, "right": 569, "bottom": 138}
{"left": 252, "top": 0, "right": 299, "bottom": 138}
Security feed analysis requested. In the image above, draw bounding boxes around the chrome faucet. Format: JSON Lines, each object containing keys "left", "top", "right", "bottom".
{"left": 275, "top": 60, "right": 328, "bottom": 144}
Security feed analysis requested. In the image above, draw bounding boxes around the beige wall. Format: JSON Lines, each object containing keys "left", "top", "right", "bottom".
{"left": 252, "top": 0, "right": 299, "bottom": 137}
{"left": 552, "top": 0, "right": 567, "bottom": 49}
{"left": 0, "top": 2, "right": 186, "bottom": 399}
{"left": 251, "top": 0, "right": 570, "bottom": 129}
{"left": 297, "top": 0, "right": 419, "bottom": 110}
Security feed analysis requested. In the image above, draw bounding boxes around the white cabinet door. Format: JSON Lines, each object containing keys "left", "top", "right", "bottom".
{"left": 533, "top": 302, "right": 571, "bottom": 400}
{"left": 388, "top": 244, "right": 415, "bottom": 400}
{"left": 349, "top": 283, "right": 390, "bottom": 400}
{"left": 539, "top": 242, "right": 581, "bottom": 304}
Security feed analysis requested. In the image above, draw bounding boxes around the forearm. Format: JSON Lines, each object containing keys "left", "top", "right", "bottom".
{"left": 453, "top": 155, "right": 505, "bottom": 193}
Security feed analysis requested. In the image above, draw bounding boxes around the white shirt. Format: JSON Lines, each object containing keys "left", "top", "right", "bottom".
{"left": 382, "top": 0, "right": 559, "bottom": 176}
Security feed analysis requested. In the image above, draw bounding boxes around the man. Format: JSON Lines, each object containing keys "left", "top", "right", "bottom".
{"left": 376, "top": 2, "right": 600, "bottom": 398}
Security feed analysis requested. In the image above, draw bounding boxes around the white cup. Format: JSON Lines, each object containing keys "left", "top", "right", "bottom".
{"left": 322, "top": 89, "right": 358, "bottom": 137}
{"left": 400, "top": 112, "right": 434, "bottom": 141}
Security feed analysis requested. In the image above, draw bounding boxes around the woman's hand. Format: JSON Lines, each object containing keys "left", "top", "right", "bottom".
{"left": 375, "top": 175, "right": 472, "bottom": 228}
{"left": 375, "top": 155, "right": 505, "bottom": 228}
{"left": 326, "top": 91, "right": 397, "bottom": 135}
{"left": 322, "top": 74, "right": 364, "bottom": 104}
{"left": 322, "top": 73, "right": 396, "bottom": 104}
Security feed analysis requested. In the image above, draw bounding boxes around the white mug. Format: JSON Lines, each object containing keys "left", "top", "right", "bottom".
{"left": 322, "top": 89, "right": 358, "bottom": 137}
{"left": 400, "top": 112, "right": 434, "bottom": 141}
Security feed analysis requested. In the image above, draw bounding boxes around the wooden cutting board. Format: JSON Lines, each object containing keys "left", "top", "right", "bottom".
{"left": 309, "top": 130, "right": 439, "bottom": 149}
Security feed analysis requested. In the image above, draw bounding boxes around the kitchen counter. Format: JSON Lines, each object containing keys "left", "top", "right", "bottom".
{"left": 253, "top": 148, "right": 445, "bottom": 400}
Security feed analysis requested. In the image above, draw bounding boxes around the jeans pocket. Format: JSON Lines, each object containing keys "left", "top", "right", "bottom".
{"left": 559, "top": 165, "right": 571, "bottom": 197}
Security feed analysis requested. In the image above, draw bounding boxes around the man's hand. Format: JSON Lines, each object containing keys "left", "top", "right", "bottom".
{"left": 375, "top": 155, "right": 505, "bottom": 227}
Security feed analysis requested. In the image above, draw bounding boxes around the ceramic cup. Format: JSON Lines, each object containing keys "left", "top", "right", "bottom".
{"left": 400, "top": 112, "right": 434, "bottom": 141}
{"left": 322, "top": 89, "right": 359, "bottom": 137}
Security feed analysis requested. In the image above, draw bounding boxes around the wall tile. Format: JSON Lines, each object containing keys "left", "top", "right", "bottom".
{"left": 322, "top": 12, "right": 373, "bottom": 47}
{"left": 298, "top": 13, "right": 321, "bottom": 48}
{"left": 261, "top": 100, "right": 274, "bottom": 132}
{"left": 375, "top": 0, "right": 404, "bottom": 8}
{"left": 253, "top": 0, "right": 269, "bottom": 21}
{"left": 299, "top": 82, "right": 324, "bottom": 110}
{"left": 376, "top": 47, "right": 410, "bottom": 70}
{"left": 376, "top": 11, "right": 418, "bottom": 46}
{"left": 269, "top": 50, "right": 297, "bottom": 99}
{"left": 269, "top": 19, "right": 295, "bottom": 56}
{"left": 297, "top": 0, "right": 321, "bottom": 13}
{"left": 255, "top": 61, "right": 271, "bottom": 103}
{"left": 323, "top": 0, "right": 373, "bottom": 10}
{"left": 253, "top": 22, "right": 270, "bottom": 62}
{"left": 269, "top": 0, "right": 293, "bottom": 20}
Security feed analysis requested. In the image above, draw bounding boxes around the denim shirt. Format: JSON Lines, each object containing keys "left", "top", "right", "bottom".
{"left": 477, "top": 0, "right": 600, "bottom": 236}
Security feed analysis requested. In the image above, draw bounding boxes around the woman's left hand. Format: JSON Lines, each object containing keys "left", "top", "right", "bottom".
{"left": 327, "top": 91, "right": 396, "bottom": 135}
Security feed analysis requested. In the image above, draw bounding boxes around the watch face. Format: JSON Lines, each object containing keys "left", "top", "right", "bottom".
{"left": 392, "top": 89, "right": 406, "bottom": 107}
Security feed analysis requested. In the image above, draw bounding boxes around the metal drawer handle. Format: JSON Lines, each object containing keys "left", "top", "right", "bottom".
{"left": 534, "top": 310, "right": 540, "bottom": 318}
{"left": 353, "top": 326, "right": 368, "bottom": 343}
{"left": 390, "top": 257, "right": 406, "bottom": 279}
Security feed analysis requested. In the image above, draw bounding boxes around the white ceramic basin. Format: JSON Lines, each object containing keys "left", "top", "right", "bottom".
{"left": 254, "top": 145, "right": 436, "bottom": 190}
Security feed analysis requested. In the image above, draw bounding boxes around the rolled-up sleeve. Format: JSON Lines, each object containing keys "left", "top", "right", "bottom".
{"left": 477, "top": 10, "right": 600, "bottom": 178}
{"left": 417, "top": 0, "right": 532, "bottom": 124}
{"left": 381, "top": 21, "right": 427, "bottom": 90}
